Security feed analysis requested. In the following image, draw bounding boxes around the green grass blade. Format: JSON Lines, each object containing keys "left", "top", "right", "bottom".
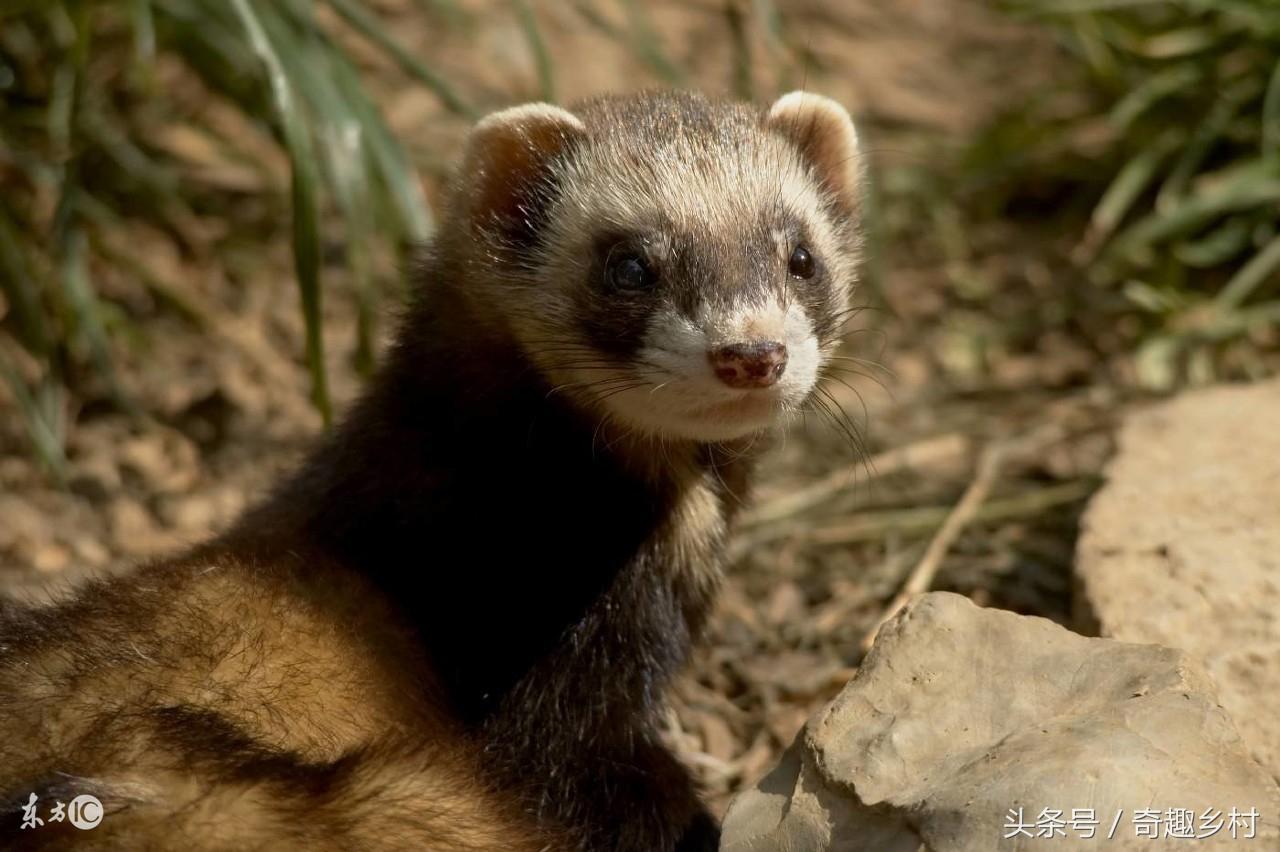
{"left": 1087, "top": 133, "right": 1177, "bottom": 245}
{"left": 59, "top": 227, "right": 131, "bottom": 411}
{"left": 1004, "top": 0, "right": 1171, "bottom": 13}
{"left": 1112, "top": 170, "right": 1280, "bottom": 256}
{"left": 44, "top": 2, "right": 133, "bottom": 414}
{"left": 1264, "top": 58, "right": 1280, "bottom": 155}
{"left": 512, "top": 0, "right": 555, "bottom": 102}
{"left": 279, "top": 0, "right": 433, "bottom": 241}
{"left": 1067, "top": 11, "right": 1119, "bottom": 81}
{"left": 411, "top": 0, "right": 470, "bottom": 29}
{"left": 0, "top": 205, "right": 52, "bottom": 358}
{"left": 325, "top": 48, "right": 434, "bottom": 242}
{"left": 326, "top": 122, "right": 378, "bottom": 377}
{"left": 859, "top": 157, "right": 888, "bottom": 307}
{"left": 568, "top": 1, "right": 685, "bottom": 84}
{"left": 153, "top": 0, "right": 258, "bottom": 87}
{"left": 306, "top": 91, "right": 377, "bottom": 373}
{"left": 620, "top": 0, "right": 686, "bottom": 85}
{"left": 1155, "top": 92, "right": 1243, "bottom": 212}
{"left": 1216, "top": 233, "right": 1280, "bottom": 311}
{"left": 1109, "top": 63, "right": 1201, "bottom": 133}
{"left": 81, "top": 112, "right": 179, "bottom": 200}
{"left": 273, "top": 0, "right": 432, "bottom": 336}
{"left": 230, "top": 0, "right": 331, "bottom": 426}
{"left": 1134, "top": 26, "right": 1218, "bottom": 60}
{"left": 324, "top": 0, "right": 476, "bottom": 118}
{"left": 569, "top": 0, "right": 622, "bottom": 37}
{"left": 1174, "top": 216, "right": 1254, "bottom": 268}
{"left": 47, "top": 64, "right": 75, "bottom": 157}
{"left": 725, "top": 0, "right": 753, "bottom": 101}
{"left": 753, "top": 0, "right": 785, "bottom": 53}
{"left": 0, "top": 0, "right": 55, "bottom": 16}
{"left": 130, "top": 0, "right": 156, "bottom": 63}
{"left": 0, "top": 347, "right": 68, "bottom": 486}
{"left": 270, "top": 3, "right": 380, "bottom": 374}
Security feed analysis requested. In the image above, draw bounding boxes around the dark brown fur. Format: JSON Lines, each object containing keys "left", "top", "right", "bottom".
{"left": 0, "top": 89, "right": 862, "bottom": 850}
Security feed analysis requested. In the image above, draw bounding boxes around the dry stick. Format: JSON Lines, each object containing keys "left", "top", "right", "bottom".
{"left": 727, "top": 433, "right": 970, "bottom": 562}
{"left": 805, "top": 479, "right": 1092, "bottom": 545}
{"left": 741, "top": 432, "right": 970, "bottom": 528}
{"left": 859, "top": 441, "right": 1007, "bottom": 653}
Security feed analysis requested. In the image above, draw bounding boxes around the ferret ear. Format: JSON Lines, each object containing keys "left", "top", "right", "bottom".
{"left": 460, "top": 102, "right": 586, "bottom": 242}
{"left": 765, "top": 91, "right": 863, "bottom": 215}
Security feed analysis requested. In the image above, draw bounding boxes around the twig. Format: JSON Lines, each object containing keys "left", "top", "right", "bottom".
{"left": 860, "top": 442, "right": 1006, "bottom": 652}
{"left": 741, "top": 432, "right": 969, "bottom": 528}
{"left": 804, "top": 480, "right": 1093, "bottom": 546}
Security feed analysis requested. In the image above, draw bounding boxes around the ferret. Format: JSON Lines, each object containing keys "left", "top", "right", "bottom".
{"left": 0, "top": 88, "right": 865, "bottom": 851}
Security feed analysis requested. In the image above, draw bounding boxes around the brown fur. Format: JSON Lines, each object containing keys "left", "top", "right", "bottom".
{"left": 0, "top": 88, "right": 863, "bottom": 850}
{"left": 0, "top": 552, "right": 557, "bottom": 850}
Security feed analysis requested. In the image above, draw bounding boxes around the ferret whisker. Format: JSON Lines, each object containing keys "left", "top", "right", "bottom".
{"left": 808, "top": 397, "right": 859, "bottom": 460}
{"left": 819, "top": 374, "right": 874, "bottom": 431}
{"left": 811, "top": 386, "right": 869, "bottom": 460}
{"left": 827, "top": 355, "right": 895, "bottom": 377}
{"left": 821, "top": 366, "right": 893, "bottom": 402}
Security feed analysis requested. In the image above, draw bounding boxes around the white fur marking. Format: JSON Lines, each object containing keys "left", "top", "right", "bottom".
{"left": 599, "top": 296, "right": 819, "bottom": 442}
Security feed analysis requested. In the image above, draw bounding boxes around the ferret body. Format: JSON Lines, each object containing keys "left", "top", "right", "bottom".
{"left": 0, "top": 88, "right": 864, "bottom": 850}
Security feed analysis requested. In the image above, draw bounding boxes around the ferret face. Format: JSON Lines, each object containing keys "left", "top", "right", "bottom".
{"left": 461, "top": 91, "right": 863, "bottom": 443}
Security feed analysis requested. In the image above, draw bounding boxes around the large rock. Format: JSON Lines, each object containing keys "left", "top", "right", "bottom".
{"left": 1076, "top": 378, "right": 1280, "bottom": 783}
{"left": 720, "top": 592, "right": 1278, "bottom": 851}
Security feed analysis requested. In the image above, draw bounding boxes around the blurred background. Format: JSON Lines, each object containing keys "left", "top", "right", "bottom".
{"left": 1, "top": 0, "right": 1278, "bottom": 817}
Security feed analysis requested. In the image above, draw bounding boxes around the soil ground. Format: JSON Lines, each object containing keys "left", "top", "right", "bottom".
{"left": 0, "top": 0, "right": 1146, "bottom": 816}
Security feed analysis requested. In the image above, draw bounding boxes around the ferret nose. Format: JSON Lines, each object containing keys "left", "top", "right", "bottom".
{"left": 709, "top": 342, "right": 788, "bottom": 389}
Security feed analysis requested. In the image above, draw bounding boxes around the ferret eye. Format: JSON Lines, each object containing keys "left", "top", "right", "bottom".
{"left": 788, "top": 245, "right": 816, "bottom": 279}
{"left": 606, "top": 252, "right": 657, "bottom": 292}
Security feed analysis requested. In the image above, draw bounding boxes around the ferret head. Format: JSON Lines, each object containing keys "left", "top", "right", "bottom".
{"left": 451, "top": 89, "right": 864, "bottom": 443}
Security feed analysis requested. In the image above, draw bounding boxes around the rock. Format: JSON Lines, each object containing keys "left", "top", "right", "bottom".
{"left": 29, "top": 542, "right": 71, "bottom": 574}
{"left": 159, "top": 492, "right": 220, "bottom": 533}
{"left": 0, "top": 496, "right": 45, "bottom": 551}
{"left": 119, "top": 429, "right": 201, "bottom": 493}
{"left": 67, "top": 454, "right": 121, "bottom": 503}
{"left": 699, "top": 713, "right": 738, "bottom": 765}
{"left": 69, "top": 534, "right": 110, "bottom": 567}
{"left": 720, "top": 592, "right": 1279, "bottom": 851}
{"left": 1076, "top": 378, "right": 1280, "bottom": 783}
{"left": 763, "top": 581, "right": 807, "bottom": 628}
{"left": 108, "top": 496, "right": 173, "bottom": 557}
